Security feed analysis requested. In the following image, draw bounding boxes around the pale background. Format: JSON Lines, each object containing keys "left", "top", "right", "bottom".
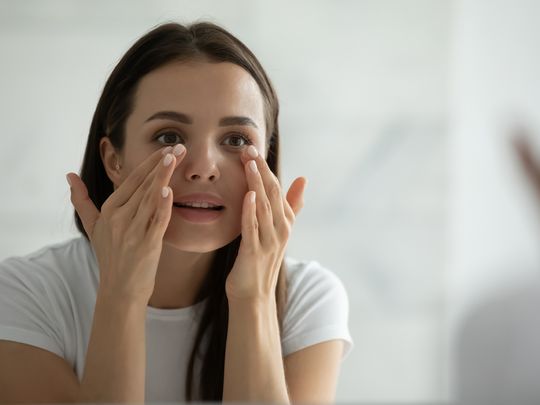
{"left": 1, "top": 0, "right": 539, "bottom": 403}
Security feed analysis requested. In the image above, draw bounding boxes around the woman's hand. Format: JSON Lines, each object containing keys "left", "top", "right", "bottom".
{"left": 66, "top": 144, "right": 186, "bottom": 304}
{"left": 225, "top": 145, "right": 307, "bottom": 303}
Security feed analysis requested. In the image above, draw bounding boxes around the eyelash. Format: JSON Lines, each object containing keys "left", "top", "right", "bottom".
{"left": 154, "top": 131, "right": 254, "bottom": 148}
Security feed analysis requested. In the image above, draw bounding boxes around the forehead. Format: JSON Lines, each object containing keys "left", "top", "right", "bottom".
{"left": 130, "top": 60, "right": 265, "bottom": 128}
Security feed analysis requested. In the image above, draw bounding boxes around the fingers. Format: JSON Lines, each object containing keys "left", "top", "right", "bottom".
{"left": 67, "top": 172, "right": 100, "bottom": 240}
{"left": 68, "top": 143, "right": 186, "bottom": 243}
{"left": 124, "top": 145, "right": 185, "bottom": 221}
{"left": 240, "top": 146, "right": 306, "bottom": 219}
{"left": 241, "top": 191, "right": 258, "bottom": 249}
{"left": 243, "top": 158, "right": 278, "bottom": 245}
{"left": 240, "top": 145, "right": 308, "bottom": 247}
{"left": 104, "top": 145, "right": 173, "bottom": 211}
{"left": 242, "top": 145, "right": 295, "bottom": 246}
{"left": 285, "top": 177, "right": 307, "bottom": 217}
{"left": 132, "top": 147, "right": 186, "bottom": 238}
{"left": 144, "top": 184, "right": 174, "bottom": 243}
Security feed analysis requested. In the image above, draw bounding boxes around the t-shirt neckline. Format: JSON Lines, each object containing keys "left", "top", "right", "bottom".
{"left": 146, "top": 296, "right": 209, "bottom": 320}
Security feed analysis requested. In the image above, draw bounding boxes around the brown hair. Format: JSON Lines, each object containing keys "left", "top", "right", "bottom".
{"left": 73, "top": 21, "right": 287, "bottom": 401}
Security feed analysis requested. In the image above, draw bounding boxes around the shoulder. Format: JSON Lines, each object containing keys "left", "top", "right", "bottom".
{"left": 281, "top": 257, "right": 353, "bottom": 359}
{"left": 0, "top": 236, "right": 96, "bottom": 362}
{"left": 284, "top": 257, "right": 344, "bottom": 287}
{"left": 0, "top": 236, "right": 97, "bottom": 282}
{"left": 0, "top": 237, "right": 98, "bottom": 304}
{"left": 284, "top": 257, "right": 348, "bottom": 310}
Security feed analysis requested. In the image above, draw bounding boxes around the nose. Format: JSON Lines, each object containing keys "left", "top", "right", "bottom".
{"left": 181, "top": 143, "right": 221, "bottom": 183}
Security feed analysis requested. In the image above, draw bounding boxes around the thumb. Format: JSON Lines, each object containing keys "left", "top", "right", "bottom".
{"left": 286, "top": 177, "right": 307, "bottom": 216}
{"left": 66, "top": 173, "right": 99, "bottom": 239}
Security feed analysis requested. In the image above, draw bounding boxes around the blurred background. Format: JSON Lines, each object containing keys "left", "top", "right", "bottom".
{"left": 1, "top": 0, "right": 539, "bottom": 402}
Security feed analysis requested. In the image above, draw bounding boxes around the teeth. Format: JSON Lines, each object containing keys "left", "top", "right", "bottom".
{"left": 178, "top": 201, "right": 218, "bottom": 208}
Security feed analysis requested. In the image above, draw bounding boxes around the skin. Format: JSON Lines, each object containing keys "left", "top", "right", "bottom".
{"left": 100, "top": 60, "right": 301, "bottom": 309}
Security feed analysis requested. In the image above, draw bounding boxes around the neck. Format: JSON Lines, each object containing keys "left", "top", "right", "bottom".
{"left": 148, "top": 242, "right": 216, "bottom": 309}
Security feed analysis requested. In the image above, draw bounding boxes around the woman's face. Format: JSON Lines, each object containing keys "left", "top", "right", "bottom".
{"left": 119, "top": 60, "right": 266, "bottom": 252}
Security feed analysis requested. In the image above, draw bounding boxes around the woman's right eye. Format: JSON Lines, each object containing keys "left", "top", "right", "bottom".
{"left": 156, "top": 132, "right": 183, "bottom": 145}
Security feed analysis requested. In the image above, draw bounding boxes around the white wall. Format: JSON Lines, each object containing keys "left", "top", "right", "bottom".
{"left": 449, "top": 0, "right": 540, "bottom": 397}
{"left": 450, "top": 0, "right": 540, "bottom": 318}
{"left": 0, "top": 0, "right": 450, "bottom": 401}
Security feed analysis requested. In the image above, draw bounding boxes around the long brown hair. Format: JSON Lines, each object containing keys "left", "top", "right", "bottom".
{"left": 73, "top": 22, "right": 288, "bottom": 401}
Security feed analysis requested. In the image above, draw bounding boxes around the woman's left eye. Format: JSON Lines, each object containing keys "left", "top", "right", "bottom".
{"left": 223, "top": 133, "right": 252, "bottom": 148}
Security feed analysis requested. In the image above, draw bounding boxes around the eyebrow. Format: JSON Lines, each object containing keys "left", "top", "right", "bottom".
{"left": 145, "top": 111, "right": 258, "bottom": 129}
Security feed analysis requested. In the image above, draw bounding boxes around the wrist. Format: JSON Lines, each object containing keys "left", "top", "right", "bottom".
{"left": 96, "top": 288, "right": 149, "bottom": 313}
{"left": 227, "top": 294, "right": 276, "bottom": 312}
{"left": 228, "top": 296, "right": 279, "bottom": 329}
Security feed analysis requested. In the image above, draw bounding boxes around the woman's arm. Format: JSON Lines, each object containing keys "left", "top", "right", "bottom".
{"left": 223, "top": 298, "right": 344, "bottom": 404}
{"left": 283, "top": 340, "right": 344, "bottom": 403}
{"left": 0, "top": 297, "right": 148, "bottom": 404}
{"left": 223, "top": 298, "right": 289, "bottom": 403}
{"left": 79, "top": 293, "right": 147, "bottom": 403}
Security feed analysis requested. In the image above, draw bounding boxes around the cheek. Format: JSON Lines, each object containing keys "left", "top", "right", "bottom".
{"left": 119, "top": 161, "right": 145, "bottom": 185}
{"left": 238, "top": 169, "right": 249, "bottom": 192}
{"left": 230, "top": 166, "right": 249, "bottom": 206}
{"left": 120, "top": 148, "right": 152, "bottom": 177}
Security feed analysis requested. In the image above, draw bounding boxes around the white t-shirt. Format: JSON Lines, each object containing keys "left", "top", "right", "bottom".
{"left": 0, "top": 236, "right": 353, "bottom": 401}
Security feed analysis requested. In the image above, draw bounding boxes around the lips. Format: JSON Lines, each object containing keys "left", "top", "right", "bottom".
{"left": 173, "top": 192, "right": 225, "bottom": 210}
{"left": 173, "top": 202, "right": 224, "bottom": 211}
{"left": 170, "top": 192, "right": 227, "bottom": 223}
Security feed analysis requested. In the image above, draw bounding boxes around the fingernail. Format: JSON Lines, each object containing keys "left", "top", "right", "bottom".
{"left": 161, "top": 146, "right": 173, "bottom": 155}
{"left": 161, "top": 186, "right": 170, "bottom": 198}
{"left": 247, "top": 145, "right": 258, "bottom": 158}
{"left": 66, "top": 174, "right": 72, "bottom": 187}
{"left": 249, "top": 160, "right": 258, "bottom": 173}
{"left": 173, "top": 144, "right": 185, "bottom": 156}
{"left": 163, "top": 153, "right": 173, "bottom": 167}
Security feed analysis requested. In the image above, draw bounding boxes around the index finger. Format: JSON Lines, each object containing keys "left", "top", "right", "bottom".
{"left": 106, "top": 146, "right": 173, "bottom": 208}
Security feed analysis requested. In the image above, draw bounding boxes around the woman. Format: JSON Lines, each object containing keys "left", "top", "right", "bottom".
{"left": 0, "top": 22, "right": 352, "bottom": 403}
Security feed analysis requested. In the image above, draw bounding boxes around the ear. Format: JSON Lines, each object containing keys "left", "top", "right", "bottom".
{"left": 99, "top": 136, "right": 123, "bottom": 187}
